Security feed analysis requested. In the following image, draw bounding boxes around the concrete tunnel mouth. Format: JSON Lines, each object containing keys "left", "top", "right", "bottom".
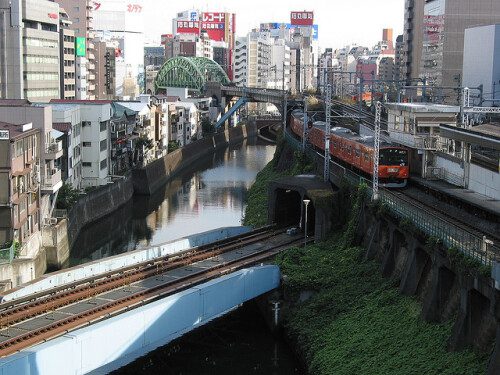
{"left": 274, "top": 189, "right": 315, "bottom": 234}
{"left": 268, "top": 176, "right": 335, "bottom": 241}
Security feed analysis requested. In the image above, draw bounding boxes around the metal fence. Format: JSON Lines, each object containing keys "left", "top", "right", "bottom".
{"left": 0, "top": 243, "right": 15, "bottom": 264}
{"left": 284, "top": 128, "right": 499, "bottom": 266}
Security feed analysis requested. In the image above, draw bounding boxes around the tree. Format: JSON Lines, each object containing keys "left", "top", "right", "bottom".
{"left": 201, "top": 117, "right": 214, "bottom": 135}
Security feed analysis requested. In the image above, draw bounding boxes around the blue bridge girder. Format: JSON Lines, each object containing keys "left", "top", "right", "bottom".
{"left": 215, "top": 96, "right": 248, "bottom": 129}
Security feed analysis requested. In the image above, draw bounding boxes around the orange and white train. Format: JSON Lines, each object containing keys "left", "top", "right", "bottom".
{"left": 289, "top": 111, "right": 409, "bottom": 187}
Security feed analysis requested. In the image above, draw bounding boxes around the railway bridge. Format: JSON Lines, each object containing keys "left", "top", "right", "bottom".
{"left": 0, "top": 227, "right": 306, "bottom": 374}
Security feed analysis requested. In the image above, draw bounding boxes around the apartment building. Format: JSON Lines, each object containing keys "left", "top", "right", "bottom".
{"left": 50, "top": 100, "right": 111, "bottom": 187}
{"left": 59, "top": 7, "right": 76, "bottom": 100}
{"left": 0, "top": 0, "right": 60, "bottom": 102}
{"left": 0, "top": 121, "right": 41, "bottom": 250}
{"left": 53, "top": 0, "right": 97, "bottom": 100}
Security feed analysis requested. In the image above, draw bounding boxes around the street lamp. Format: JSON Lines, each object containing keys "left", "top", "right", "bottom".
{"left": 303, "top": 199, "right": 310, "bottom": 246}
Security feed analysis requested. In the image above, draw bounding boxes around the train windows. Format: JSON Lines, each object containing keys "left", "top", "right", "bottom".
{"left": 380, "top": 148, "right": 408, "bottom": 166}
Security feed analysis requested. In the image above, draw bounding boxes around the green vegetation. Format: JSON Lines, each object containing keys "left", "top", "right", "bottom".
{"left": 243, "top": 138, "right": 314, "bottom": 227}
{"left": 56, "top": 183, "right": 80, "bottom": 209}
{"left": 168, "top": 141, "right": 180, "bottom": 153}
{"left": 275, "top": 187, "right": 488, "bottom": 375}
{"left": 201, "top": 117, "right": 215, "bottom": 135}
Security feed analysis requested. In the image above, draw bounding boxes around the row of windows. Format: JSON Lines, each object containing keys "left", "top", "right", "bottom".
{"left": 24, "top": 37, "right": 57, "bottom": 49}
{"left": 25, "top": 89, "right": 59, "bottom": 98}
{"left": 24, "top": 55, "right": 58, "bottom": 65}
{"left": 24, "top": 72, "right": 59, "bottom": 81}
{"left": 82, "top": 159, "right": 108, "bottom": 171}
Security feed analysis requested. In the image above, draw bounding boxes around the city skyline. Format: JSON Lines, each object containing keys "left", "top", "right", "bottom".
{"left": 143, "top": 0, "right": 404, "bottom": 48}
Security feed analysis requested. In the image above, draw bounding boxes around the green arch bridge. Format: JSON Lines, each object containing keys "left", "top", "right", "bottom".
{"left": 154, "top": 56, "right": 231, "bottom": 92}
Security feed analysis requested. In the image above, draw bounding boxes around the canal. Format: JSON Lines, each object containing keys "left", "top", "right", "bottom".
{"left": 70, "top": 136, "right": 303, "bottom": 374}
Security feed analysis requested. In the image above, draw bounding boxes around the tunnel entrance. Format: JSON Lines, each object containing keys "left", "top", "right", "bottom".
{"left": 274, "top": 189, "right": 302, "bottom": 227}
{"left": 269, "top": 176, "right": 334, "bottom": 242}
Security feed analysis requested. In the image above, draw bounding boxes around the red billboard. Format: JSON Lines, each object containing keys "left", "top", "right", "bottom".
{"left": 201, "top": 12, "right": 226, "bottom": 42}
{"left": 177, "top": 20, "right": 201, "bottom": 35}
{"left": 290, "top": 11, "right": 314, "bottom": 26}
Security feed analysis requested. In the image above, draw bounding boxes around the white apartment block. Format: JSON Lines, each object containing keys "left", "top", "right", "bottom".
{"left": 51, "top": 105, "right": 83, "bottom": 189}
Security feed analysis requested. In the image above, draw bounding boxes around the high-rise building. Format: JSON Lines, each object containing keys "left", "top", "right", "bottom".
{"left": 420, "top": 0, "right": 500, "bottom": 92}
{"left": 0, "top": 0, "right": 61, "bottom": 102}
{"left": 402, "top": 0, "right": 425, "bottom": 84}
{"left": 233, "top": 31, "right": 271, "bottom": 88}
{"left": 462, "top": 24, "right": 500, "bottom": 106}
{"left": 395, "top": 35, "right": 405, "bottom": 83}
{"left": 53, "top": 0, "right": 97, "bottom": 100}
{"left": 94, "top": 41, "right": 116, "bottom": 100}
{"left": 59, "top": 7, "right": 76, "bottom": 100}
{"left": 91, "top": 0, "right": 145, "bottom": 99}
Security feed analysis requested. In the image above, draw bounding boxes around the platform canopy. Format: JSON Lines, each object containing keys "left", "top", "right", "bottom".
{"left": 154, "top": 56, "right": 230, "bottom": 92}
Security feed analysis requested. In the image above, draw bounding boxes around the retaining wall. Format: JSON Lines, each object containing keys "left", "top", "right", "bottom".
{"left": 358, "top": 204, "right": 499, "bottom": 375}
{"left": 0, "top": 265, "right": 280, "bottom": 375}
{"left": 133, "top": 123, "right": 257, "bottom": 195}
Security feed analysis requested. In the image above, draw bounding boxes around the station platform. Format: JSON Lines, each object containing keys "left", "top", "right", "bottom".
{"left": 410, "top": 176, "right": 500, "bottom": 219}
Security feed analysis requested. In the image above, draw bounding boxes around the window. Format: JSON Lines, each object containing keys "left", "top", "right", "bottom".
{"left": 83, "top": 142, "right": 91, "bottom": 147}
{"left": 82, "top": 121, "right": 91, "bottom": 127}
{"left": 82, "top": 162, "right": 92, "bottom": 167}
{"left": 100, "top": 121, "right": 107, "bottom": 132}
{"left": 100, "top": 139, "right": 107, "bottom": 152}
{"left": 100, "top": 159, "right": 107, "bottom": 170}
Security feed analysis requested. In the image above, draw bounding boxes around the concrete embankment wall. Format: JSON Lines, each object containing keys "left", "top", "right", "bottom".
{"left": 358, "top": 203, "right": 500, "bottom": 375}
{"left": 133, "top": 123, "right": 257, "bottom": 195}
{"left": 0, "top": 265, "right": 280, "bottom": 375}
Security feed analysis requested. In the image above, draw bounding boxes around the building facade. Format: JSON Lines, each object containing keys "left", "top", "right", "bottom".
{"left": 420, "top": 0, "right": 500, "bottom": 96}
{"left": 0, "top": 0, "right": 61, "bottom": 102}
{"left": 402, "top": 0, "right": 425, "bottom": 84}
{"left": 59, "top": 7, "right": 76, "bottom": 100}
{"left": 54, "top": 0, "right": 97, "bottom": 100}
{"left": 0, "top": 122, "right": 41, "bottom": 250}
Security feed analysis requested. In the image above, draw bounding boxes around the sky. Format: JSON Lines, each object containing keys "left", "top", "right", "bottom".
{"left": 143, "top": 0, "right": 404, "bottom": 50}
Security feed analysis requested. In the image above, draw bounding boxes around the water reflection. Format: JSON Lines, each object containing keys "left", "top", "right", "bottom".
{"left": 69, "top": 138, "right": 275, "bottom": 267}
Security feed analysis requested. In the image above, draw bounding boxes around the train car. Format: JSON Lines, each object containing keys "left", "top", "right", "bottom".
{"left": 288, "top": 113, "right": 409, "bottom": 187}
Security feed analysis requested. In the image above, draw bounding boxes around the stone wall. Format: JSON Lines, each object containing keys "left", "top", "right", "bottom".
{"left": 357, "top": 203, "right": 499, "bottom": 375}
{"left": 133, "top": 123, "right": 257, "bottom": 195}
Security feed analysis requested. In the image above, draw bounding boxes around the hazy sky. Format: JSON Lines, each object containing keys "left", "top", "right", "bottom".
{"left": 143, "top": 0, "right": 404, "bottom": 50}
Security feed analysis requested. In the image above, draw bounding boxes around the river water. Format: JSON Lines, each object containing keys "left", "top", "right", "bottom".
{"left": 70, "top": 137, "right": 303, "bottom": 374}
{"left": 69, "top": 137, "right": 275, "bottom": 265}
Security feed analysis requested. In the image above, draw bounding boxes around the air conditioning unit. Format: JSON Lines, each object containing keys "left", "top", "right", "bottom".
{"left": 43, "top": 217, "right": 58, "bottom": 226}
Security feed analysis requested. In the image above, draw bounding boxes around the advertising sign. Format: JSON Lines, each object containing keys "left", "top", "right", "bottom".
{"left": 75, "top": 37, "right": 86, "bottom": 57}
{"left": 201, "top": 12, "right": 226, "bottom": 42}
{"left": 290, "top": 11, "right": 314, "bottom": 26}
{"left": 177, "top": 20, "right": 201, "bottom": 35}
{"left": 0, "top": 130, "right": 9, "bottom": 140}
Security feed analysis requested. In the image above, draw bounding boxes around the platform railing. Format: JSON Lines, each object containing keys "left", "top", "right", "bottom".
{"left": 284, "top": 128, "right": 499, "bottom": 266}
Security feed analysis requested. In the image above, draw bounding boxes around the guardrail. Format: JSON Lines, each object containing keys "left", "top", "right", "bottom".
{"left": 0, "top": 243, "right": 15, "bottom": 264}
{"left": 284, "top": 128, "right": 499, "bottom": 266}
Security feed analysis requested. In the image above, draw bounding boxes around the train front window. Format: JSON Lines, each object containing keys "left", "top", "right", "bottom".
{"left": 380, "top": 149, "right": 408, "bottom": 166}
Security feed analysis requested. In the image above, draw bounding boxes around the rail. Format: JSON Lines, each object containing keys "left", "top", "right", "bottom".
{"left": 284, "top": 128, "right": 499, "bottom": 266}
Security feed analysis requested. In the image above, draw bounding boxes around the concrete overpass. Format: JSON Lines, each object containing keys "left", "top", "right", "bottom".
{"left": 204, "top": 84, "right": 285, "bottom": 129}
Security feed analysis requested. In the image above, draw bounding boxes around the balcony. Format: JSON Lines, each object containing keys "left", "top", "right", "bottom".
{"left": 41, "top": 169, "right": 62, "bottom": 194}
{"left": 45, "top": 140, "right": 64, "bottom": 160}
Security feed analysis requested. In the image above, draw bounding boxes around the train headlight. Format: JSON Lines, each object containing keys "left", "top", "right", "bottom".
{"left": 388, "top": 167, "right": 399, "bottom": 173}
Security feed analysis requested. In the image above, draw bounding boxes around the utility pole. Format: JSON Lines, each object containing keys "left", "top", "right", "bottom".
{"left": 358, "top": 76, "right": 364, "bottom": 124}
{"left": 324, "top": 83, "right": 332, "bottom": 182}
{"left": 282, "top": 61, "right": 285, "bottom": 92}
{"left": 372, "top": 101, "right": 382, "bottom": 201}
{"left": 370, "top": 71, "right": 375, "bottom": 108}
{"left": 302, "top": 98, "right": 308, "bottom": 151}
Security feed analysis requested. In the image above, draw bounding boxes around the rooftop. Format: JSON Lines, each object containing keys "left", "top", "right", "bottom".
{"left": 0, "top": 121, "right": 39, "bottom": 140}
{"left": 385, "top": 102, "right": 460, "bottom": 113}
{"left": 49, "top": 99, "right": 113, "bottom": 105}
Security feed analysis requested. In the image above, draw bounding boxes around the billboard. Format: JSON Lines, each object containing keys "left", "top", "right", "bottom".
{"left": 75, "top": 37, "right": 86, "bottom": 57}
{"left": 291, "top": 11, "right": 314, "bottom": 26}
{"left": 177, "top": 20, "right": 201, "bottom": 35}
{"left": 201, "top": 12, "right": 226, "bottom": 42}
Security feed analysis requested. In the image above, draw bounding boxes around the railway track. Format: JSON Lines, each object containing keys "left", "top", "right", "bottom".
{"left": 0, "top": 227, "right": 304, "bottom": 357}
